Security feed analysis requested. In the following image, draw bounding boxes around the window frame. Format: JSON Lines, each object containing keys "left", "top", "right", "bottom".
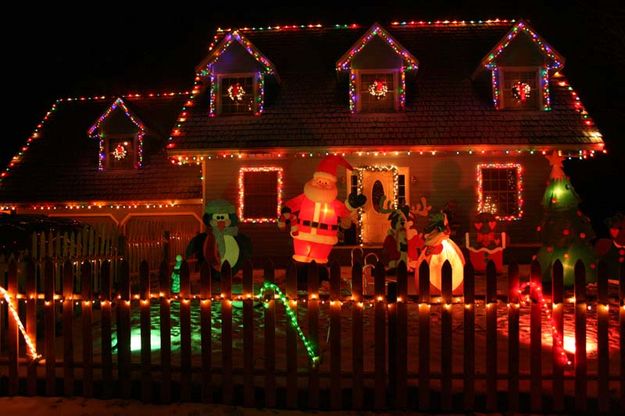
{"left": 498, "top": 66, "right": 543, "bottom": 110}
{"left": 354, "top": 68, "right": 400, "bottom": 113}
{"left": 237, "top": 166, "right": 283, "bottom": 223}
{"left": 217, "top": 72, "right": 258, "bottom": 116}
{"left": 477, "top": 163, "right": 524, "bottom": 221}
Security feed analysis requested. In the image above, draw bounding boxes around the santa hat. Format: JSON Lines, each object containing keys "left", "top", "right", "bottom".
{"left": 313, "top": 155, "right": 353, "bottom": 182}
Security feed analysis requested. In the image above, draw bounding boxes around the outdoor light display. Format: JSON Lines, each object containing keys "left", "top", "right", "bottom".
{"left": 87, "top": 97, "right": 145, "bottom": 170}
{"left": 476, "top": 163, "right": 524, "bottom": 221}
{"left": 227, "top": 82, "right": 246, "bottom": 101}
{"left": 112, "top": 143, "right": 128, "bottom": 160}
{"left": 368, "top": 79, "right": 388, "bottom": 99}
{"left": 512, "top": 81, "right": 531, "bottom": 102}
{"left": 238, "top": 166, "right": 283, "bottom": 223}
{"left": 0, "top": 286, "right": 41, "bottom": 360}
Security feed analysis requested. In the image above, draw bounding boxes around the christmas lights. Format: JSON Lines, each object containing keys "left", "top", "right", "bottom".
{"left": 482, "top": 20, "right": 564, "bottom": 71}
{"left": 227, "top": 82, "right": 246, "bottom": 101}
{"left": 512, "top": 81, "right": 531, "bottom": 102}
{"left": 337, "top": 23, "right": 419, "bottom": 71}
{"left": 88, "top": 98, "right": 146, "bottom": 170}
{"left": 368, "top": 79, "right": 388, "bottom": 99}
{"left": 237, "top": 166, "right": 284, "bottom": 223}
{"left": 0, "top": 286, "right": 41, "bottom": 360}
{"left": 518, "top": 281, "right": 571, "bottom": 366}
{"left": 477, "top": 163, "right": 524, "bottom": 221}
{"left": 258, "top": 281, "right": 320, "bottom": 365}
{"left": 113, "top": 143, "right": 128, "bottom": 160}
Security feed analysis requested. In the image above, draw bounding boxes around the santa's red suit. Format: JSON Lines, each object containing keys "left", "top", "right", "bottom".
{"left": 280, "top": 155, "right": 357, "bottom": 264}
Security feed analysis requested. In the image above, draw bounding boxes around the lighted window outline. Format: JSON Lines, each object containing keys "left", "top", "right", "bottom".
{"left": 476, "top": 163, "right": 524, "bottom": 221}
{"left": 238, "top": 166, "right": 283, "bottom": 223}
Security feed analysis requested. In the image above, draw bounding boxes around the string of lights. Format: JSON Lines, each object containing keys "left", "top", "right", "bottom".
{"left": 0, "top": 286, "right": 41, "bottom": 360}
{"left": 476, "top": 163, "right": 524, "bottom": 221}
{"left": 237, "top": 166, "right": 284, "bottom": 223}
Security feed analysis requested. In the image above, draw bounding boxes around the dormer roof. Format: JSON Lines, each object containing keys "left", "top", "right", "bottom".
{"left": 336, "top": 23, "right": 419, "bottom": 71}
{"left": 196, "top": 30, "right": 278, "bottom": 78}
{"left": 478, "top": 20, "right": 565, "bottom": 71}
{"left": 87, "top": 98, "right": 145, "bottom": 137}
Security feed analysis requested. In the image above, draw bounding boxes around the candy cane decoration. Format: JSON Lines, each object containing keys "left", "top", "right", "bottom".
{"left": 518, "top": 281, "right": 571, "bottom": 366}
{"left": 0, "top": 286, "right": 42, "bottom": 360}
{"left": 258, "top": 281, "right": 320, "bottom": 365}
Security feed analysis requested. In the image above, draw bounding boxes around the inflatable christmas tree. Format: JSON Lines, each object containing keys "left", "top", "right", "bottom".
{"left": 535, "top": 152, "right": 596, "bottom": 286}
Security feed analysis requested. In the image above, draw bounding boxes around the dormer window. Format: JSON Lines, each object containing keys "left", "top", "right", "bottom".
{"left": 195, "top": 30, "right": 278, "bottom": 117}
{"left": 477, "top": 20, "right": 564, "bottom": 112}
{"left": 500, "top": 68, "right": 540, "bottom": 110}
{"left": 219, "top": 75, "right": 255, "bottom": 115}
{"left": 358, "top": 71, "right": 398, "bottom": 112}
{"left": 337, "top": 23, "right": 418, "bottom": 113}
{"left": 88, "top": 98, "right": 145, "bottom": 171}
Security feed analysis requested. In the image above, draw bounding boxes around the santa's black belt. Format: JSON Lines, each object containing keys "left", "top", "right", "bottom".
{"left": 301, "top": 220, "right": 338, "bottom": 231}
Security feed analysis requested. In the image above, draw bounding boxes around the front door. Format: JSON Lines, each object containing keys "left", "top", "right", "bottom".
{"left": 361, "top": 170, "right": 395, "bottom": 244}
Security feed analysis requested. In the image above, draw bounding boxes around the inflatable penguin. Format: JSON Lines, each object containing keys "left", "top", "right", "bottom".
{"left": 186, "top": 199, "right": 252, "bottom": 277}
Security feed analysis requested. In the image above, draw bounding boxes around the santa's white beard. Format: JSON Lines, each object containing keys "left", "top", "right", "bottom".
{"left": 304, "top": 180, "right": 337, "bottom": 203}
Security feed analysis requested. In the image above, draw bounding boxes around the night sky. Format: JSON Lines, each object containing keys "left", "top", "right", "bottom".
{"left": 3, "top": 1, "right": 624, "bottom": 233}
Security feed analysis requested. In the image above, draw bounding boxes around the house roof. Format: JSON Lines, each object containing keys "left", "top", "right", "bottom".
{"left": 0, "top": 94, "right": 202, "bottom": 204}
{"left": 170, "top": 21, "right": 604, "bottom": 153}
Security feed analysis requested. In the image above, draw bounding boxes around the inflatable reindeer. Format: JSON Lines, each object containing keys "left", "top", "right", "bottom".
{"left": 379, "top": 195, "right": 432, "bottom": 272}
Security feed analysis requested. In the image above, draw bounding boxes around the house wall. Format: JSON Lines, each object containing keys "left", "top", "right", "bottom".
{"left": 202, "top": 154, "right": 551, "bottom": 263}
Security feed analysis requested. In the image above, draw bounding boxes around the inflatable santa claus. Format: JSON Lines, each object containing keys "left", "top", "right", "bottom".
{"left": 278, "top": 155, "right": 366, "bottom": 264}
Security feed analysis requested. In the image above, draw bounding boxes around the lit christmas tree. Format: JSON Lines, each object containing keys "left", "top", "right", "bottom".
{"left": 535, "top": 152, "right": 596, "bottom": 286}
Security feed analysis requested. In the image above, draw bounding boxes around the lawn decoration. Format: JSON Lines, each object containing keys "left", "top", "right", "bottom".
{"left": 0, "top": 286, "right": 41, "bottom": 360}
{"left": 279, "top": 155, "right": 366, "bottom": 264}
{"left": 595, "top": 212, "right": 625, "bottom": 279}
{"left": 186, "top": 199, "right": 252, "bottom": 277}
{"left": 379, "top": 195, "right": 431, "bottom": 272}
{"left": 535, "top": 152, "right": 596, "bottom": 286}
{"left": 465, "top": 212, "right": 507, "bottom": 273}
{"left": 415, "top": 212, "right": 465, "bottom": 294}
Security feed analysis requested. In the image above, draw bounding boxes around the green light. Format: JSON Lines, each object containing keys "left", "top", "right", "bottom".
{"left": 258, "top": 282, "right": 320, "bottom": 365}
{"left": 171, "top": 254, "right": 183, "bottom": 293}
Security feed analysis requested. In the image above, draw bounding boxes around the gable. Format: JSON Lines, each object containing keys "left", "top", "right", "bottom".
{"left": 210, "top": 41, "right": 264, "bottom": 74}
{"left": 99, "top": 106, "right": 142, "bottom": 135}
{"left": 492, "top": 31, "right": 548, "bottom": 67}
{"left": 351, "top": 35, "right": 404, "bottom": 69}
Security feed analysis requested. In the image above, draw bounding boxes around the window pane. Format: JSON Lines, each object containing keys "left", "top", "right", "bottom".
{"left": 480, "top": 167, "right": 520, "bottom": 217}
{"left": 502, "top": 70, "right": 539, "bottom": 110}
{"left": 242, "top": 171, "right": 278, "bottom": 219}
{"left": 221, "top": 77, "right": 254, "bottom": 114}
{"left": 359, "top": 73, "right": 395, "bottom": 113}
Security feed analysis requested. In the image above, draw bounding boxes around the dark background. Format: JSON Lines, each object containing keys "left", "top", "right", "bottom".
{"left": 3, "top": 1, "right": 624, "bottom": 234}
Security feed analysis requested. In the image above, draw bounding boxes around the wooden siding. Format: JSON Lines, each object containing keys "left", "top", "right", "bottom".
{"left": 202, "top": 154, "right": 550, "bottom": 260}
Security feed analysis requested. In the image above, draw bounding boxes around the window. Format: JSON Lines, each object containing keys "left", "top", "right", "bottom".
{"left": 397, "top": 174, "right": 406, "bottom": 206}
{"left": 477, "top": 164, "right": 523, "bottom": 220}
{"left": 220, "top": 76, "right": 255, "bottom": 115}
{"left": 238, "top": 167, "right": 283, "bottom": 222}
{"left": 106, "top": 137, "right": 136, "bottom": 169}
{"left": 358, "top": 72, "right": 397, "bottom": 113}
{"left": 501, "top": 68, "right": 540, "bottom": 110}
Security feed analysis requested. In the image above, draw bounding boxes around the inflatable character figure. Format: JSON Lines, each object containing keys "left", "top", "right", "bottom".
{"left": 186, "top": 200, "right": 252, "bottom": 277}
{"left": 278, "top": 155, "right": 366, "bottom": 264}
{"left": 416, "top": 212, "right": 465, "bottom": 294}
{"left": 465, "top": 212, "right": 507, "bottom": 273}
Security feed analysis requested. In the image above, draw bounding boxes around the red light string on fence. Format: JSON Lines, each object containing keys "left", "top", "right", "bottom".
{"left": 517, "top": 281, "right": 571, "bottom": 366}
{"left": 0, "top": 286, "right": 42, "bottom": 361}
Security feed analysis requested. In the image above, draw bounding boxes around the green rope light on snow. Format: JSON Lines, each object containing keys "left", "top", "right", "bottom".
{"left": 258, "top": 281, "right": 320, "bottom": 366}
{"left": 171, "top": 254, "right": 183, "bottom": 294}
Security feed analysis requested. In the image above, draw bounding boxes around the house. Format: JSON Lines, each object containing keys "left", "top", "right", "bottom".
{"left": 1, "top": 19, "right": 605, "bottom": 267}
